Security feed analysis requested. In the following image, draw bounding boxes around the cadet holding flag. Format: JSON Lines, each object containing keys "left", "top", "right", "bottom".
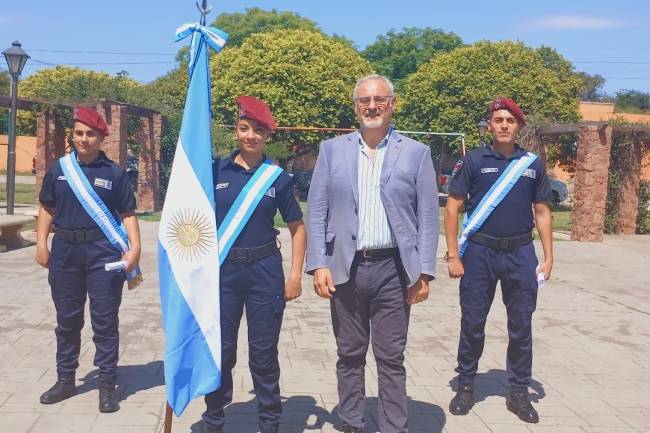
{"left": 202, "top": 96, "right": 306, "bottom": 433}
{"left": 444, "top": 97, "right": 553, "bottom": 423}
{"left": 36, "top": 106, "right": 141, "bottom": 413}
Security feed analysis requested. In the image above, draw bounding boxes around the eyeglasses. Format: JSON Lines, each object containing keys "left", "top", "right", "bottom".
{"left": 354, "top": 95, "right": 394, "bottom": 107}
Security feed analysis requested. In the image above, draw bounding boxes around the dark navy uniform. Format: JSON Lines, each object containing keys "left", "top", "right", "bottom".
{"left": 203, "top": 152, "right": 302, "bottom": 433}
{"left": 448, "top": 145, "right": 551, "bottom": 391}
{"left": 39, "top": 151, "right": 136, "bottom": 386}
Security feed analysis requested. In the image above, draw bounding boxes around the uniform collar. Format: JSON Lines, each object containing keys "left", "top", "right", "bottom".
{"left": 225, "top": 150, "right": 268, "bottom": 173}
{"left": 77, "top": 150, "right": 112, "bottom": 167}
{"left": 483, "top": 143, "right": 527, "bottom": 161}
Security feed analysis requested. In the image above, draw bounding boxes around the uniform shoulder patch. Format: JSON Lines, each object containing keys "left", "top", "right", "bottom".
{"left": 451, "top": 160, "right": 464, "bottom": 178}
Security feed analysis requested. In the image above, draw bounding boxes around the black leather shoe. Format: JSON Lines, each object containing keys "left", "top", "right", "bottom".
{"left": 342, "top": 425, "right": 363, "bottom": 433}
{"left": 98, "top": 385, "right": 120, "bottom": 413}
{"left": 40, "top": 378, "right": 77, "bottom": 404}
{"left": 506, "top": 391, "right": 539, "bottom": 423}
{"left": 449, "top": 383, "right": 475, "bottom": 415}
{"left": 202, "top": 422, "right": 224, "bottom": 433}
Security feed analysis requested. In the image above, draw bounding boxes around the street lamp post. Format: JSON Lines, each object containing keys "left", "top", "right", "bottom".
{"left": 2, "top": 41, "right": 29, "bottom": 215}
{"left": 477, "top": 118, "right": 488, "bottom": 147}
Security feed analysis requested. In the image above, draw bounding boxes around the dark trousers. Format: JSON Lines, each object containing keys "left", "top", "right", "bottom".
{"left": 203, "top": 251, "right": 286, "bottom": 433}
{"left": 331, "top": 252, "right": 410, "bottom": 433}
{"left": 455, "top": 241, "right": 539, "bottom": 391}
{"left": 48, "top": 235, "right": 125, "bottom": 386}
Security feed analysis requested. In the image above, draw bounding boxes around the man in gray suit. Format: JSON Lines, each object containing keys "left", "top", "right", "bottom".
{"left": 306, "top": 74, "right": 439, "bottom": 433}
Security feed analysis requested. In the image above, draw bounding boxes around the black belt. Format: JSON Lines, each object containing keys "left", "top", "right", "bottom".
{"left": 470, "top": 232, "right": 533, "bottom": 252}
{"left": 228, "top": 240, "right": 279, "bottom": 263}
{"left": 355, "top": 247, "right": 398, "bottom": 260}
{"left": 54, "top": 226, "right": 105, "bottom": 244}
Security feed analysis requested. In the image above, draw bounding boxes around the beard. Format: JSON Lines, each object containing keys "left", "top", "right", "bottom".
{"left": 360, "top": 116, "right": 384, "bottom": 129}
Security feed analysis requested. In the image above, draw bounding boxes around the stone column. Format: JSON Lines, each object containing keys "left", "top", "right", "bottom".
{"left": 135, "top": 113, "right": 162, "bottom": 212}
{"left": 95, "top": 102, "right": 128, "bottom": 167}
{"left": 571, "top": 125, "right": 612, "bottom": 241}
{"left": 613, "top": 133, "right": 642, "bottom": 234}
{"left": 35, "top": 110, "right": 66, "bottom": 203}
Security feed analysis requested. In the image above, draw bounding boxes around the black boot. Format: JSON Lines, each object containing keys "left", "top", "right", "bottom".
{"left": 98, "top": 385, "right": 120, "bottom": 413}
{"left": 449, "top": 383, "right": 475, "bottom": 415}
{"left": 506, "top": 390, "right": 539, "bottom": 423}
{"left": 40, "top": 378, "right": 77, "bottom": 404}
{"left": 202, "top": 421, "right": 224, "bottom": 433}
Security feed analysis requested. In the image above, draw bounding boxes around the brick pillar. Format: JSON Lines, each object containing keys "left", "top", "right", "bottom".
{"left": 135, "top": 113, "right": 162, "bottom": 212}
{"left": 571, "top": 125, "right": 612, "bottom": 241}
{"left": 96, "top": 102, "right": 128, "bottom": 167}
{"left": 35, "top": 110, "right": 66, "bottom": 203}
{"left": 613, "top": 134, "right": 642, "bottom": 234}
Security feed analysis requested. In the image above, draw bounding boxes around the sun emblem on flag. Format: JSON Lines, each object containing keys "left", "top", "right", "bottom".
{"left": 167, "top": 208, "right": 215, "bottom": 262}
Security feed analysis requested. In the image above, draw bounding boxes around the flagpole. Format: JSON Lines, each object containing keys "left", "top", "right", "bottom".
{"left": 161, "top": 3, "right": 215, "bottom": 431}
{"left": 164, "top": 403, "right": 173, "bottom": 433}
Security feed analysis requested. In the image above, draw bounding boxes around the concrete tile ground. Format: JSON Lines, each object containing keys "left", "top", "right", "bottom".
{"left": 0, "top": 222, "right": 648, "bottom": 433}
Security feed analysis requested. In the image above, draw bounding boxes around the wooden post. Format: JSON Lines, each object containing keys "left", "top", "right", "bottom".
{"left": 164, "top": 403, "right": 173, "bottom": 433}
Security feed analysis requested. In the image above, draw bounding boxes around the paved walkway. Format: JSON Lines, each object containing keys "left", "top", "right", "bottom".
{"left": 0, "top": 222, "right": 649, "bottom": 433}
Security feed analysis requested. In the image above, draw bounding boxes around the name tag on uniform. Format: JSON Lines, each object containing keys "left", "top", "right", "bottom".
{"left": 57, "top": 175, "right": 67, "bottom": 181}
{"left": 94, "top": 178, "right": 113, "bottom": 190}
{"left": 522, "top": 169, "right": 537, "bottom": 179}
{"left": 265, "top": 187, "right": 276, "bottom": 198}
{"left": 480, "top": 168, "right": 499, "bottom": 174}
{"left": 215, "top": 182, "right": 229, "bottom": 190}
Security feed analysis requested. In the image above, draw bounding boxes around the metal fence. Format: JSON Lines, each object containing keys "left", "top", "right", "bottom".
{"left": 0, "top": 117, "right": 8, "bottom": 135}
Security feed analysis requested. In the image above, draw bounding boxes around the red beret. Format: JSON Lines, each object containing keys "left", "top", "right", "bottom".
{"left": 73, "top": 106, "right": 109, "bottom": 136}
{"left": 235, "top": 96, "right": 276, "bottom": 131}
{"left": 488, "top": 97, "right": 526, "bottom": 126}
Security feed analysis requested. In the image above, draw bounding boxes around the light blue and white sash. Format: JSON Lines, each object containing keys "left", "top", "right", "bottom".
{"left": 217, "top": 160, "right": 283, "bottom": 264}
{"left": 60, "top": 152, "right": 142, "bottom": 283}
{"left": 458, "top": 152, "right": 538, "bottom": 257}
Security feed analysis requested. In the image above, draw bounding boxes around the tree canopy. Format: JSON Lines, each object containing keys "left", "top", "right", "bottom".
{"left": 211, "top": 29, "right": 372, "bottom": 147}
{"left": 362, "top": 27, "right": 463, "bottom": 86}
{"left": 0, "top": 71, "right": 9, "bottom": 96}
{"left": 614, "top": 89, "right": 650, "bottom": 113}
{"left": 398, "top": 41, "right": 582, "bottom": 148}
{"left": 210, "top": 7, "right": 320, "bottom": 47}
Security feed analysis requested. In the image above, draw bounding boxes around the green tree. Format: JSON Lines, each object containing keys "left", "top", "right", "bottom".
{"left": 362, "top": 27, "right": 463, "bottom": 87}
{"left": 399, "top": 41, "right": 581, "bottom": 149}
{"left": 615, "top": 89, "right": 650, "bottom": 113}
{"left": 0, "top": 71, "right": 9, "bottom": 96}
{"left": 211, "top": 29, "right": 372, "bottom": 148}
{"left": 535, "top": 45, "right": 605, "bottom": 102}
{"left": 576, "top": 72, "right": 605, "bottom": 101}
{"left": 17, "top": 66, "right": 142, "bottom": 138}
{"left": 210, "top": 7, "right": 321, "bottom": 47}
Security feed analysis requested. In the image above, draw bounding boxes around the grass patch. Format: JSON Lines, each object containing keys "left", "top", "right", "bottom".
{"left": 552, "top": 210, "right": 572, "bottom": 232}
{"left": 137, "top": 211, "right": 161, "bottom": 222}
{"left": 0, "top": 182, "right": 36, "bottom": 204}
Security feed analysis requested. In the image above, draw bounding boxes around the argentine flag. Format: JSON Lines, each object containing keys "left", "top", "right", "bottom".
{"left": 158, "top": 24, "right": 228, "bottom": 416}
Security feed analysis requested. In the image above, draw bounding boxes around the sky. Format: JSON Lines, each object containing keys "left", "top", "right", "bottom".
{"left": 1, "top": 0, "right": 649, "bottom": 95}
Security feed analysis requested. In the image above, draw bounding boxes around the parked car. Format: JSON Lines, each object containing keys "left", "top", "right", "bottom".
{"left": 549, "top": 179, "right": 568, "bottom": 205}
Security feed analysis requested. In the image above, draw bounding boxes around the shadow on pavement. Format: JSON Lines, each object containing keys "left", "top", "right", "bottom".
{"left": 77, "top": 360, "right": 164, "bottom": 401}
{"left": 188, "top": 393, "right": 445, "bottom": 433}
{"left": 448, "top": 368, "right": 545, "bottom": 403}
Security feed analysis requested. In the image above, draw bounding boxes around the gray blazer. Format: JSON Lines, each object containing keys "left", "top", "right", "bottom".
{"left": 306, "top": 130, "right": 439, "bottom": 287}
